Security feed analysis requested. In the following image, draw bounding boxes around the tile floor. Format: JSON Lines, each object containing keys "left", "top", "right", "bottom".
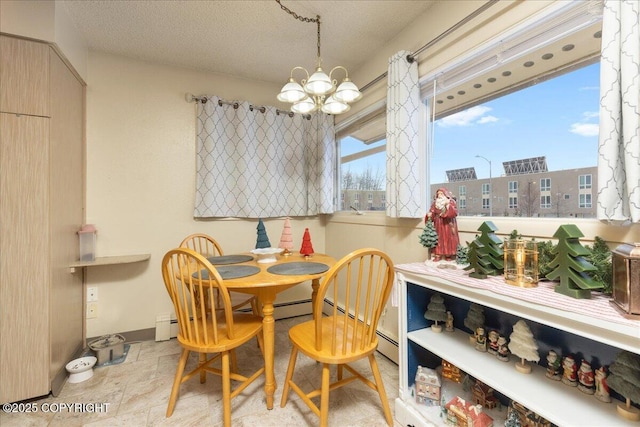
{"left": 1, "top": 315, "right": 401, "bottom": 427}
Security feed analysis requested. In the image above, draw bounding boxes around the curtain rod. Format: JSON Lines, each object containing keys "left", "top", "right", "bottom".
{"left": 359, "top": 0, "right": 500, "bottom": 93}
{"left": 186, "top": 93, "right": 300, "bottom": 118}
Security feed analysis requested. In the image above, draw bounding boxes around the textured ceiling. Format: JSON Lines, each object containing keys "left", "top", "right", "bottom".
{"left": 60, "top": 0, "right": 436, "bottom": 85}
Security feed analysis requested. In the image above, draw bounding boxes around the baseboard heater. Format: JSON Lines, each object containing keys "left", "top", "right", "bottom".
{"left": 155, "top": 299, "right": 398, "bottom": 361}
{"left": 155, "top": 299, "right": 312, "bottom": 341}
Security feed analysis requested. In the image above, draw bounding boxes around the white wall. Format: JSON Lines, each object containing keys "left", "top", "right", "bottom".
{"left": 0, "top": 0, "right": 88, "bottom": 81}
{"left": 6, "top": 0, "right": 639, "bottom": 346}
{"left": 84, "top": 52, "right": 325, "bottom": 337}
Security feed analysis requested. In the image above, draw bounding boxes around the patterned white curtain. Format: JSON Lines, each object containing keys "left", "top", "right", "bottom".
{"left": 386, "top": 51, "right": 425, "bottom": 218}
{"left": 597, "top": 0, "right": 640, "bottom": 223}
{"left": 194, "top": 96, "right": 335, "bottom": 218}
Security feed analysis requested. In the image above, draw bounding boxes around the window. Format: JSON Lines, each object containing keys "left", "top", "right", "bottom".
{"left": 337, "top": 135, "right": 386, "bottom": 211}
{"left": 580, "top": 193, "right": 592, "bottom": 208}
{"left": 579, "top": 174, "right": 592, "bottom": 189}
{"left": 540, "top": 178, "right": 551, "bottom": 192}
{"left": 337, "top": 2, "right": 600, "bottom": 218}
{"left": 509, "top": 196, "right": 518, "bottom": 209}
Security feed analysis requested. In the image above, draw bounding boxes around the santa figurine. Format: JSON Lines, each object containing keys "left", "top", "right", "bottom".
{"left": 487, "top": 330, "right": 499, "bottom": 355}
{"left": 562, "top": 355, "right": 578, "bottom": 387}
{"left": 577, "top": 360, "right": 595, "bottom": 394}
{"left": 545, "top": 350, "right": 562, "bottom": 381}
{"left": 594, "top": 366, "right": 611, "bottom": 403}
{"left": 424, "top": 188, "right": 459, "bottom": 261}
{"left": 496, "top": 335, "right": 509, "bottom": 362}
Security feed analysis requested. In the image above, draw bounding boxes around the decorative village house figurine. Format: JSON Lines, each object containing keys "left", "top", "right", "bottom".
{"left": 578, "top": 360, "right": 595, "bottom": 394}
{"left": 545, "top": 350, "right": 562, "bottom": 381}
{"left": 472, "top": 380, "right": 498, "bottom": 409}
{"left": 562, "top": 355, "right": 579, "bottom": 387}
{"left": 442, "top": 360, "right": 462, "bottom": 383}
{"left": 414, "top": 365, "right": 441, "bottom": 405}
{"left": 444, "top": 396, "right": 494, "bottom": 427}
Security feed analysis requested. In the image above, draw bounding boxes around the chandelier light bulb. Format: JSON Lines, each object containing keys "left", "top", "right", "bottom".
{"left": 291, "top": 97, "right": 317, "bottom": 114}
{"left": 334, "top": 78, "right": 362, "bottom": 103}
{"left": 278, "top": 78, "right": 307, "bottom": 103}
{"left": 321, "top": 95, "right": 349, "bottom": 115}
{"left": 304, "top": 67, "right": 334, "bottom": 96}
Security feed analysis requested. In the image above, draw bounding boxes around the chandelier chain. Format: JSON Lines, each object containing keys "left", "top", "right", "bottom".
{"left": 275, "top": 0, "right": 322, "bottom": 60}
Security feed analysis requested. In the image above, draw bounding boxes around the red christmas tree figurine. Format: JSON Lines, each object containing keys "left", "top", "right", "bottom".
{"left": 300, "top": 228, "right": 314, "bottom": 257}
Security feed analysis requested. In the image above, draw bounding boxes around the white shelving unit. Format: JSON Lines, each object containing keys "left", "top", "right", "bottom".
{"left": 395, "top": 264, "right": 640, "bottom": 427}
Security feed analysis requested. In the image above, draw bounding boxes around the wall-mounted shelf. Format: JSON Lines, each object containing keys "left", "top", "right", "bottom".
{"left": 69, "top": 254, "right": 150, "bottom": 269}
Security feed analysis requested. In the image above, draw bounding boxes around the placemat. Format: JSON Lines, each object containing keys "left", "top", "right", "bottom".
{"left": 207, "top": 254, "right": 254, "bottom": 265}
{"left": 267, "top": 262, "right": 329, "bottom": 276}
{"left": 195, "top": 265, "right": 260, "bottom": 280}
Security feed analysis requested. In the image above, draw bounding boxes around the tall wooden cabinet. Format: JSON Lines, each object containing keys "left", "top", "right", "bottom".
{"left": 0, "top": 35, "right": 85, "bottom": 403}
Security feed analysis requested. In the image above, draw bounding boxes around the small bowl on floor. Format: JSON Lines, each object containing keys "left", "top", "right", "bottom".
{"left": 66, "top": 356, "right": 97, "bottom": 383}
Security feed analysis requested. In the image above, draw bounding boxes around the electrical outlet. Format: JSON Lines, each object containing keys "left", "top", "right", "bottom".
{"left": 87, "top": 287, "right": 98, "bottom": 302}
{"left": 86, "top": 302, "right": 98, "bottom": 318}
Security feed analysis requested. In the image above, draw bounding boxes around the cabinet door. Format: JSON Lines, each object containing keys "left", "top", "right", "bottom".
{"left": 0, "top": 113, "right": 50, "bottom": 403}
{"left": 0, "top": 36, "right": 50, "bottom": 117}
{"left": 49, "top": 50, "right": 84, "bottom": 394}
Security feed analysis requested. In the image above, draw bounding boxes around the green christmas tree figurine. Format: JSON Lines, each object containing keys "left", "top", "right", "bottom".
{"left": 424, "top": 293, "right": 447, "bottom": 332}
{"left": 455, "top": 244, "right": 468, "bottom": 265}
{"left": 607, "top": 350, "right": 640, "bottom": 422}
{"left": 419, "top": 217, "right": 439, "bottom": 260}
{"left": 464, "top": 221, "right": 504, "bottom": 278}
{"left": 545, "top": 224, "right": 604, "bottom": 299}
{"left": 255, "top": 218, "right": 271, "bottom": 249}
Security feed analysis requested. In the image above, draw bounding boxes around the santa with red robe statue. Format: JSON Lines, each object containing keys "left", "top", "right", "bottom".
{"left": 425, "top": 188, "right": 460, "bottom": 261}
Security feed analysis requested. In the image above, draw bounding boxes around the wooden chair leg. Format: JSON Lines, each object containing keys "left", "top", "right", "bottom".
{"left": 337, "top": 364, "right": 343, "bottom": 381}
{"left": 199, "top": 352, "right": 207, "bottom": 383}
{"left": 369, "top": 353, "right": 393, "bottom": 426}
{"left": 320, "top": 363, "right": 331, "bottom": 427}
{"left": 279, "top": 346, "right": 299, "bottom": 407}
{"left": 222, "top": 351, "right": 232, "bottom": 427}
{"left": 166, "top": 348, "right": 190, "bottom": 417}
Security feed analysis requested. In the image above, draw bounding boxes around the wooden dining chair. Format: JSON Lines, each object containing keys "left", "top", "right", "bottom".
{"left": 279, "top": 248, "right": 395, "bottom": 427}
{"left": 161, "top": 248, "right": 265, "bottom": 427}
{"left": 180, "top": 233, "right": 260, "bottom": 315}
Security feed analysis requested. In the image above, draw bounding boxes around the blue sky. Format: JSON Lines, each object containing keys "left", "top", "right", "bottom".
{"left": 341, "top": 62, "right": 600, "bottom": 184}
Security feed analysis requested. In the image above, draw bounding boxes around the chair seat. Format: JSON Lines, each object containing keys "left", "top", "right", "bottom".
{"left": 289, "top": 317, "right": 378, "bottom": 365}
{"left": 178, "top": 313, "right": 263, "bottom": 353}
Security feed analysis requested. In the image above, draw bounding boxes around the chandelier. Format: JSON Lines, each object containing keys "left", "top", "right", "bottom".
{"left": 276, "top": 0, "right": 362, "bottom": 115}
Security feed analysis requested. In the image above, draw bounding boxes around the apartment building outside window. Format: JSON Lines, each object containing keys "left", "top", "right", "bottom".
{"left": 457, "top": 185, "right": 466, "bottom": 209}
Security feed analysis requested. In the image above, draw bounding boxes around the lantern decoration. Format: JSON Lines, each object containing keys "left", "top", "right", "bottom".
{"left": 504, "top": 238, "right": 538, "bottom": 287}
{"left": 611, "top": 243, "right": 640, "bottom": 318}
